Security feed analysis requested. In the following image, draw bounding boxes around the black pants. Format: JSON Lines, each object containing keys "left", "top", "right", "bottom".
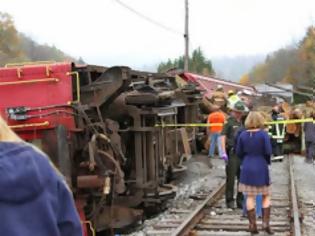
{"left": 306, "top": 141, "right": 315, "bottom": 162}
{"left": 271, "top": 139, "right": 283, "bottom": 156}
{"left": 225, "top": 149, "right": 242, "bottom": 206}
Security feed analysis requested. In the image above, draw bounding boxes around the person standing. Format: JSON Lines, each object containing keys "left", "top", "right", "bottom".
{"left": 234, "top": 114, "right": 263, "bottom": 219}
{"left": 227, "top": 90, "right": 241, "bottom": 110}
{"left": 221, "top": 101, "right": 248, "bottom": 209}
{"left": 236, "top": 112, "right": 273, "bottom": 235}
{"left": 304, "top": 111, "right": 315, "bottom": 164}
{"left": 0, "top": 116, "right": 83, "bottom": 236}
{"left": 207, "top": 106, "right": 226, "bottom": 167}
{"left": 270, "top": 105, "right": 285, "bottom": 157}
{"left": 210, "top": 85, "right": 227, "bottom": 109}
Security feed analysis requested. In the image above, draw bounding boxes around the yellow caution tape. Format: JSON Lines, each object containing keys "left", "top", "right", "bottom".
{"left": 155, "top": 123, "right": 224, "bottom": 127}
{"left": 155, "top": 118, "right": 314, "bottom": 128}
{"left": 264, "top": 118, "right": 314, "bottom": 125}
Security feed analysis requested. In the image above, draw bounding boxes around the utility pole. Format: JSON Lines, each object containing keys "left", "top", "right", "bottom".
{"left": 184, "top": 0, "right": 189, "bottom": 72}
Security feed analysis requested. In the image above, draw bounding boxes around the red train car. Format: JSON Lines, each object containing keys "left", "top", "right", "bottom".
{"left": 1, "top": 61, "right": 192, "bottom": 235}
{"left": 179, "top": 72, "right": 256, "bottom": 97}
{"left": 0, "top": 62, "right": 91, "bottom": 235}
{"left": 0, "top": 62, "right": 75, "bottom": 133}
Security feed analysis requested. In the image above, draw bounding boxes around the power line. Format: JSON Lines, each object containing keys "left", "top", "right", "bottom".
{"left": 113, "top": 0, "right": 183, "bottom": 36}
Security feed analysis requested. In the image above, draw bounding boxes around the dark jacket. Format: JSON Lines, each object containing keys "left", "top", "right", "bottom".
{"left": 222, "top": 116, "right": 242, "bottom": 150}
{"left": 0, "top": 142, "right": 82, "bottom": 236}
{"left": 270, "top": 111, "right": 284, "bottom": 138}
{"left": 234, "top": 126, "right": 245, "bottom": 158}
{"left": 304, "top": 122, "right": 315, "bottom": 143}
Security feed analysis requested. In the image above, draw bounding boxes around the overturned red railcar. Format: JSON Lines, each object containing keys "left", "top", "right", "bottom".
{"left": 179, "top": 72, "right": 256, "bottom": 97}
{"left": 0, "top": 62, "right": 202, "bottom": 235}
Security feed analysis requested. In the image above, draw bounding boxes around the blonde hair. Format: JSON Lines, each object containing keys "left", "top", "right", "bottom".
{"left": 245, "top": 111, "right": 265, "bottom": 129}
{"left": 0, "top": 115, "right": 22, "bottom": 142}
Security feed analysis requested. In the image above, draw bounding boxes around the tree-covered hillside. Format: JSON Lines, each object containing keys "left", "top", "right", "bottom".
{"left": 157, "top": 47, "right": 215, "bottom": 76}
{"left": 244, "top": 26, "right": 315, "bottom": 88}
{"left": 0, "top": 12, "right": 83, "bottom": 66}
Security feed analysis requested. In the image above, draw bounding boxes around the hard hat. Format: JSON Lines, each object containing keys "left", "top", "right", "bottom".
{"left": 230, "top": 101, "right": 249, "bottom": 113}
{"left": 228, "top": 90, "right": 234, "bottom": 96}
{"left": 216, "top": 84, "right": 224, "bottom": 91}
{"left": 242, "top": 89, "right": 253, "bottom": 96}
{"left": 211, "top": 104, "right": 220, "bottom": 111}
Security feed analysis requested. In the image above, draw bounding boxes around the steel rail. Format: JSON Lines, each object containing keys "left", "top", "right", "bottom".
{"left": 289, "top": 155, "right": 302, "bottom": 236}
{"left": 171, "top": 181, "right": 226, "bottom": 236}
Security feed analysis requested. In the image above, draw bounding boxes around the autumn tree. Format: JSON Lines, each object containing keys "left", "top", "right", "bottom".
{"left": 20, "top": 34, "right": 77, "bottom": 62}
{"left": 247, "top": 25, "right": 315, "bottom": 87}
{"left": 248, "top": 47, "right": 298, "bottom": 85}
{"left": 157, "top": 47, "right": 215, "bottom": 76}
{"left": 0, "top": 12, "right": 26, "bottom": 65}
{"left": 239, "top": 74, "right": 250, "bottom": 85}
{"left": 0, "top": 12, "right": 83, "bottom": 65}
{"left": 288, "top": 26, "right": 315, "bottom": 87}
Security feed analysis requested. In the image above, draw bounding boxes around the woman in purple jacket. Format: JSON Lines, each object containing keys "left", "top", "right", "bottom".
{"left": 0, "top": 116, "right": 83, "bottom": 236}
{"left": 236, "top": 112, "right": 273, "bottom": 235}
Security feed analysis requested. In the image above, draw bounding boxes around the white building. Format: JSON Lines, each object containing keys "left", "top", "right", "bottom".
{"left": 254, "top": 83, "right": 293, "bottom": 103}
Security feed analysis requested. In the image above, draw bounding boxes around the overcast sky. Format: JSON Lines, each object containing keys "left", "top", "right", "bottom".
{"left": 2, "top": 0, "right": 315, "bottom": 70}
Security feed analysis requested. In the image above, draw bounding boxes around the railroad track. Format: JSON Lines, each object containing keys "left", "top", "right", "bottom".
{"left": 148, "top": 155, "right": 308, "bottom": 236}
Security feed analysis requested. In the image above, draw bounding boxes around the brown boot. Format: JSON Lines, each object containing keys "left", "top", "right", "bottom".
{"left": 262, "top": 207, "right": 274, "bottom": 235}
{"left": 247, "top": 209, "right": 259, "bottom": 234}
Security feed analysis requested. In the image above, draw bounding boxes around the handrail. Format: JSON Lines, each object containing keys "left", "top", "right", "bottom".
{"left": 5, "top": 62, "right": 53, "bottom": 78}
{"left": 81, "top": 221, "right": 96, "bottom": 236}
{"left": 17, "top": 67, "right": 21, "bottom": 78}
{"left": 5, "top": 61, "right": 56, "bottom": 68}
{"left": 0, "top": 78, "right": 59, "bottom": 86}
{"left": 9, "top": 121, "right": 50, "bottom": 129}
{"left": 67, "top": 71, "right": 81, "bottom": 103}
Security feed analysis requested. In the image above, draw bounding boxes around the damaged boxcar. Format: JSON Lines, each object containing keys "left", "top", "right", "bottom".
{"left": 0, "top": 61, "right": 202, "bottom": 235}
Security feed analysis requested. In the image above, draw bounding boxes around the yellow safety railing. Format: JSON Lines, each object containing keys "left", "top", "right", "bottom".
{"left": 81, "top": 221, "right": 96, "bottom": 236}
{"left": 5, "top": 61, "right": 56, "bottom": 68}
{"left": 5, "top": 61, "right": 56, "bottom": 77}
{"left": 0, "top": 78, "right": 59, "bottom": 86}
{"left": 67, "top": 71, "right": 81, "bottom": 103}
{"left": 17, "top": 67, "right": 21, "bottom": 78}
{"left": 9, "top": 121, "right": 50, "bottom": 129}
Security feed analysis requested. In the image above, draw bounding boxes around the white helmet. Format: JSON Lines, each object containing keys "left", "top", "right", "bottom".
{"left": 216, "top": 84, "right": 224, "bottom": 91}
{"left": 242, "top": 89, "right": 253, "bottom": 96}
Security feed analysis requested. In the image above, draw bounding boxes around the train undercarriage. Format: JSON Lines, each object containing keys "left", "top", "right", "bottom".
{"left": 0, "top": 62, "right": 202, "bottom": 234}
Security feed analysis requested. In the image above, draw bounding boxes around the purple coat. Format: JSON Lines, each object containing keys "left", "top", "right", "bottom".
{"left": 236, "top": 129, "right": 272, "bottom": 186}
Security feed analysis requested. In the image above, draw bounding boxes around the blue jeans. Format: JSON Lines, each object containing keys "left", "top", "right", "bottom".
{"left": 208, "top": 132, "right": 223, "bottom": 157}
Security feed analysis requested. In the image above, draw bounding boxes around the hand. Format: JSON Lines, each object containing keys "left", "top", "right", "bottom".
{"left": 221, "top": 153, "right": 228, "bottom": 162}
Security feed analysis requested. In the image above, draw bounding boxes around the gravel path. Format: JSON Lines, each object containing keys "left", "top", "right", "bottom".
{"left": 126, "top": 155, "right": 226, "bottom": 236}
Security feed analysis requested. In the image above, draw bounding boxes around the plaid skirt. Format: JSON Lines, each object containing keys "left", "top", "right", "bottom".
{"left": 239, "top": 183, "right": 270, "bottom": 196}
